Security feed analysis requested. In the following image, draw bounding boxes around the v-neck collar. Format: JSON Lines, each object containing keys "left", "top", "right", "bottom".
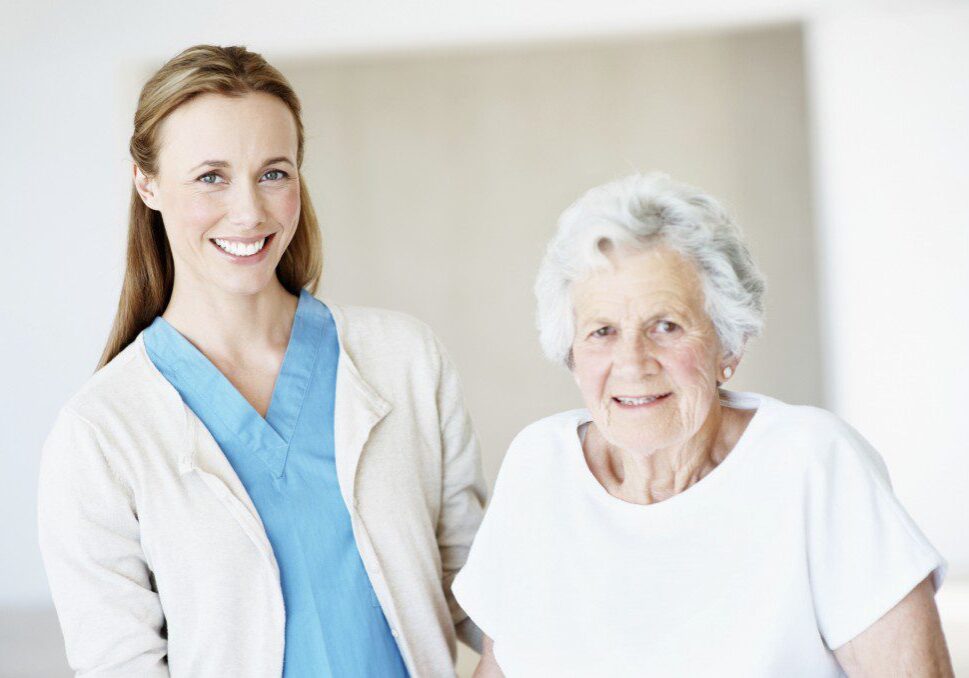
{"left": 143, "top": 289, "right": 326, "bottom": 478}
{"left": 265, "top": 289, "right": 329, "bottom": 445}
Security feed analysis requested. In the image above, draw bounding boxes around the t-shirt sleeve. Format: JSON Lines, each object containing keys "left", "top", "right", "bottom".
{"left": 804, "top": 413, "right": 946, "bottom": 650}
{"left": 451, "top": 436, "right": 527, "bottom": 643}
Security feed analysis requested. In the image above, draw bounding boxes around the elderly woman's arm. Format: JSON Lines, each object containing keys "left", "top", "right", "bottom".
{"left": 472, "top": 635, "right": 505, "bottom": 678}
{"left": 833, "top": 576, "right": 953, "bottom": 677}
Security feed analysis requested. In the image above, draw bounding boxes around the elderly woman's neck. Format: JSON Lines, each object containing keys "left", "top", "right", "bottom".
{"left": 586, "top": 404, "right": 753, "bottom": 505}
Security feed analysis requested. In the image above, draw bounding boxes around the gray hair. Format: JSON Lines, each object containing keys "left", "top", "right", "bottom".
{"left": 535, "top": 173, "right": 766, "bottom": 367}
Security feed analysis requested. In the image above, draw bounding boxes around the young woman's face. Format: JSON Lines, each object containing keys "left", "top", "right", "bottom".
{"left": 136, "top": 92, "right": 301, "bottom": 298}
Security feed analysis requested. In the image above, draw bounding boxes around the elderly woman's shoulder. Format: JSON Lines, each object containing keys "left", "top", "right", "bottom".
{"left": 480, "top": 410, "right": 588, "bottom": 497}
{"left": 765, "top": 397, "right": 848, "bottom": 434}
{"left": 514, "top": 408, "right": 588, "bottom": 441}
{"left": 501, "top": 409, "right": 589, "bottom": 468}
{"left": 758, "top": 395, "right": 890, "bottom": 481}
{"left": 764, "top": 397, "right": 866, "bottom": 443}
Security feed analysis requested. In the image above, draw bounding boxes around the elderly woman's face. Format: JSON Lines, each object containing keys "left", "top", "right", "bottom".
{"left": 571, "top": 246, "right": 726, "bottom": 455}
{"left": 137, "top": 92, "right": 301, "bottom": 297}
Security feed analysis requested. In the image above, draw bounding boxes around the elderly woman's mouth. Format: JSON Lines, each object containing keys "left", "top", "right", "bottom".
{"left": 613, "top": 393, "right": 672, "bottom": 408}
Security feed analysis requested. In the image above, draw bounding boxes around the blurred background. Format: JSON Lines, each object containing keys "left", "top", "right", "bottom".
{"left": 1, "top": 0, "right": 966, "bottom": 675}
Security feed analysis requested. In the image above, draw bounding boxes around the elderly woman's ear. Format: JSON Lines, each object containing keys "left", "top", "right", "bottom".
{"left": 719, "top": 352, "right": 743, "bottom": 383}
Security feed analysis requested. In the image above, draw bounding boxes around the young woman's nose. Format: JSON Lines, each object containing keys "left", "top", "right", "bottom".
{"left": 227, "top": 181, "right": 266, "bottom": 230}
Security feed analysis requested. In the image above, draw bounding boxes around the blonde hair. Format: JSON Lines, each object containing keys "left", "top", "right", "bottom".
{"left": 98, "top": 44, "right": 322, "bottom": 368}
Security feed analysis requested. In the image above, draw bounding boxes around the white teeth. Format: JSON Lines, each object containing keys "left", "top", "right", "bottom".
{"left": 617, "top": 395, "right": 661, "bottom": 405}
{"left": 214, "top": 237, "right": 267, "bottom": 257}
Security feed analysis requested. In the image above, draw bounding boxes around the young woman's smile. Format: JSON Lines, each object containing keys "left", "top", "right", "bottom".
{"left": 210, "top": 232, "right": 277, "bottom": 264}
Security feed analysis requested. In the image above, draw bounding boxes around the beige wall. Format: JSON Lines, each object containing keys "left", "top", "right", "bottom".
{"left": 284, "top": 25, "right": 818, "bottom": 484}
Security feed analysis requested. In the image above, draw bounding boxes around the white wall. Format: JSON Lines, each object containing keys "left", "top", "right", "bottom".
{"left": 807, "top": 3, "right": 969, "bottom": 574}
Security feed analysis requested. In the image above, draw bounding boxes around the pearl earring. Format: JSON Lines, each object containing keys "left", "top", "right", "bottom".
{"left": 723, "top": 366, "right": 733, "bottom": 379}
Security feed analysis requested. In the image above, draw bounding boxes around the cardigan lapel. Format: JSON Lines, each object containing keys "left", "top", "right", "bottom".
{"left": 329, "top": 304, "right": 392, "bottom": 508}
{"left": 182, "top": 412, "right": 280, "bottom": 578}
{"left": 131, "top": 335, "right": 280, "bottom": 577}
{"left": 135, "top": 303, "right": 391, "bottom": 579}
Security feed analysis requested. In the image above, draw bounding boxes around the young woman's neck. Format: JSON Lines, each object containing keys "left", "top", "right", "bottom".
{"left": 161, "top": 276, "right": 299, "bottom": 363}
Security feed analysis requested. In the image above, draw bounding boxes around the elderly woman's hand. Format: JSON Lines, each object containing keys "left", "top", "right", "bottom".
{"left": 471, "top": 635, "right": 505, "bottom": 678}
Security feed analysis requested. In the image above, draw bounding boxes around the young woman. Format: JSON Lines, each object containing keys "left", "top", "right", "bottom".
{"left": 38, "top": 45, "right": 485, "bottom": 677}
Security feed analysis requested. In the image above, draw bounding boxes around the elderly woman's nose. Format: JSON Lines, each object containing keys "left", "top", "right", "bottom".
{"left": 614, "top": 332, "right": 659, "bottom": 374}
{"left": 227, "top": 181, "right": 266, "bottom": 230}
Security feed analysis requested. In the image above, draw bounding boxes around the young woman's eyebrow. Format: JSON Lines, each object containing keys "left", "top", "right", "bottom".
{"left": 189, "top": 159, "right": 229, "bottom": 172}
{"left": 263, "top": 156, "right": 294, "bottom": 167}
{"left": 188, "top": 156, "right": 294, "bottom": 173}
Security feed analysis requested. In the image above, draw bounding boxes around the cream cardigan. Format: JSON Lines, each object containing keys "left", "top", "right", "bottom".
{"left": 38, "top": 302, "right": 487, "bottom": 677}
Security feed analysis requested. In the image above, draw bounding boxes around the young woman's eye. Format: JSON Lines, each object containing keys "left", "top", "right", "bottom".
{"left": 198, "top": 172, "right": 224, "bottom": 185}
{"left": 654, "top": 320, "right": 680, "bottom": 334}
{"left": 262, "top": 169, "right": 288, "bottom": 181}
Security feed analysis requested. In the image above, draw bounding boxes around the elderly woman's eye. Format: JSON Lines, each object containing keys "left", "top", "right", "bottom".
{"left": 262, "top": 169, "right": 288, "bottom": 181}
{"left": 591, "top": 327, "right": 614, "bottom": 338}
{"left": 655, "top": 320, "right": 680, "bottom": 334}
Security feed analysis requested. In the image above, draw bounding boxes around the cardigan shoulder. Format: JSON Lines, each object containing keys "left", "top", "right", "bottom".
{"left": 41, "top": 336, "right": 189, "bottom": 512}
{"left": 63, "top": 302, "right": 450, "bottom": 432}
{"left": 62, "top": 336, "right": 186, "bottom": 434}
{"left": 326, "top": 302, "right": 448, "bottom": 381}
{"left": 327, "top": 302, "right": 441, "bottom": 354}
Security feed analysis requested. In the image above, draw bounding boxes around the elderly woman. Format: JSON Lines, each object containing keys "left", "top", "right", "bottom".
{"left": 453, "top": 174, "right": 953, "bottom": 677}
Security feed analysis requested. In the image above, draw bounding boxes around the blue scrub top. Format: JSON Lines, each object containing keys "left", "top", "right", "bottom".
{"left": 144, "top": 290, "right": 408, "bottom": 678}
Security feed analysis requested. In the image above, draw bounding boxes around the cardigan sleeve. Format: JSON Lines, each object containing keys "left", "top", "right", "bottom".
{"left": 432, "top": 337, "right": 488, "bottom": 653}
{"left": 37, "top": 407, "right": 170, "bottom": 678}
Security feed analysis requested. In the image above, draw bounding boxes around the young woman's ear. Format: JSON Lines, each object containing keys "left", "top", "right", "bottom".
{"left": 133, "top": 164, "right": 161, "bottom": 211}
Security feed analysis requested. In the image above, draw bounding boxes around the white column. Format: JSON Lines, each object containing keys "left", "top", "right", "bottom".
{"left": 806, "top": 3, "right": 969, "bottom": 573}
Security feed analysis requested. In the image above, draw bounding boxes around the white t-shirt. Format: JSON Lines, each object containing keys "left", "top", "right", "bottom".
{"left": 453, "top": 392, "right": 945, "bottom": 677}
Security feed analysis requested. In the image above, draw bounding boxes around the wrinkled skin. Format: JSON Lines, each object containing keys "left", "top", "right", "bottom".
{"left": 570, "top": 245, "right": 743, "bottom": 504}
